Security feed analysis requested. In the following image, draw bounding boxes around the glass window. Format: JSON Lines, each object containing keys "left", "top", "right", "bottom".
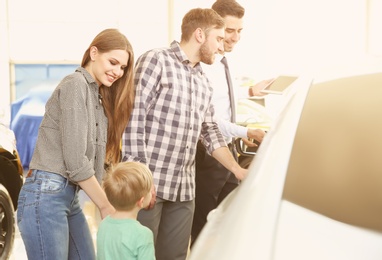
{"left": 13, "top": 64, "right": 78, "bottom": 100}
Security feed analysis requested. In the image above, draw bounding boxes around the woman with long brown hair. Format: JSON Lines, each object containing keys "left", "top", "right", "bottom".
{"left": 17, "top": 28, "right": 134, "bottom": 260}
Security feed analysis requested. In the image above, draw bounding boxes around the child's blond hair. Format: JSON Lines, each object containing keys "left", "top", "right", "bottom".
{"left": 103, "top": 161, "right": 153, "bottom": 211}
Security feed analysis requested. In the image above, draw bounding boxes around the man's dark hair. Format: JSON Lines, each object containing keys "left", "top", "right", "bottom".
{"left": 212, "top": 0, "right": 245, "bottom": 18}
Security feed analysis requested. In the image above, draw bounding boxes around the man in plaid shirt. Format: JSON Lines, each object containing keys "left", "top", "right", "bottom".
{"left": 122, "top": 8, "right": 248, "bottom": 260}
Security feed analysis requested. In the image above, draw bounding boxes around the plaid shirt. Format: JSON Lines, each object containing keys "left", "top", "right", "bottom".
{"left": 122, "top": 41, "right": 226, "bottom": 201}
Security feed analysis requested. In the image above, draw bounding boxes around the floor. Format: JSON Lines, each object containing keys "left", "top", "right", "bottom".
{"left": 10, "top": 191, "right": 100, "bottom": 259}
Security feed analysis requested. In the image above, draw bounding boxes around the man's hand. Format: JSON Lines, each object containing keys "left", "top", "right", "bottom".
{"left": 232, "top": 166, "right": 248, "bottom": 181}
{"left": 212, "top": 147, "right": 250, "bottom": 181}
{"left": 242, "top": 138, "right": 258, "bottom": 148}
{"left": 249, "top": 78, "right": 274, "bottom": 97}
{"left": 246, "top": 128, "right": 266, "bottom": 147}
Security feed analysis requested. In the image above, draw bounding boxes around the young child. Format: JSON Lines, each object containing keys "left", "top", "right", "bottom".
{"left": 97, "top": 161, "right": 155, "bottom": 260}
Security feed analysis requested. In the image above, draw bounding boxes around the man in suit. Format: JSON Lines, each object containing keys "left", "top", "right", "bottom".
{"left": 191, "top": 0, "right": 272, "bottom": 246}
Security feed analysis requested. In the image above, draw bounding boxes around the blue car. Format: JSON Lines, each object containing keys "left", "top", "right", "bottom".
{"left": 10, "top": 81, "right": 57, "bottom": 169}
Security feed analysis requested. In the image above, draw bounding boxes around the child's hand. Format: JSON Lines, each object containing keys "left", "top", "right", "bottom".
{"left": 145, "top": 185, "right": 157, "bottom": 210}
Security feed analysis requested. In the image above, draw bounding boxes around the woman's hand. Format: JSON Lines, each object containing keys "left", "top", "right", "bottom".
{"left": 99, "top": 204, "right": 116, "bottom": 219}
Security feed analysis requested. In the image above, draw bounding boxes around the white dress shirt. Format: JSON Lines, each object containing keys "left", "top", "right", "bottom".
{"left": 201, "top": 54, "right": 248, "bottom": 141}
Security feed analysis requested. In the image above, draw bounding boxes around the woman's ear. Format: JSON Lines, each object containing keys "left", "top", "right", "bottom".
{"left": 90, "top": 46, "right": 98, "bottom": 61}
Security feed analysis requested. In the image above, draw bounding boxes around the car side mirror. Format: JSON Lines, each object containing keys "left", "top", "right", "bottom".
{"left": 235, "top": 138, "right": 259, "bottom": 157}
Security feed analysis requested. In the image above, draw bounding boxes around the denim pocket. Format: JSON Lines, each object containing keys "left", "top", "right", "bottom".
{"left": 40, "top": 177, "right": 66, "bottom": 193}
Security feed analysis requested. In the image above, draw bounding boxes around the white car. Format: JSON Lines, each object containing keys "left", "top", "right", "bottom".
{"left": 189, "top": 73, "right": 382, "bottom": 260}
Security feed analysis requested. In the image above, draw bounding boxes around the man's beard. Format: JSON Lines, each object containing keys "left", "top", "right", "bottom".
{"left": 199, "top": 42, "right": 215, "bottom": 65}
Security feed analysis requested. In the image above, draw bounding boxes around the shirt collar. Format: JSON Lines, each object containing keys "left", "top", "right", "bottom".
{"left": 76, "top": 67, "right": 97, "bottom": 85}
{"left": 216, "top": 53, "right": 225, "bottom": 63}
{"left": 170, "top": 41, "right": 188, "bottom": 63}
{"left": 170, "top": 40, "right": 204, "bottom": 74}
{"left": 75, "top": 67, "right": 100, "bottom": 97}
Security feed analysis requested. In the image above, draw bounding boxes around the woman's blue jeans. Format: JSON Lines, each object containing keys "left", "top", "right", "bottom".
{"left": 17, "top": 170, "right": 95, "bottom": 260}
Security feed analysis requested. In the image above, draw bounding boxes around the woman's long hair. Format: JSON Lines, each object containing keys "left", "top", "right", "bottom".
{"left": 81, "top": 28, "right": 134, "bottom": 165}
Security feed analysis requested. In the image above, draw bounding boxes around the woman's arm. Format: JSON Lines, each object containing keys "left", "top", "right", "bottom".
{"left": 78, "top": 176, "right": 115, "bottom": 219}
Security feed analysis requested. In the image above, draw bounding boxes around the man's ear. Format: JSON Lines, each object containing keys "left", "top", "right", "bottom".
{"left": 195, "top": 28, "right": 205, "bottom": 43}
{"left": 90, "top": 46, "right": 98, "bottom": 61}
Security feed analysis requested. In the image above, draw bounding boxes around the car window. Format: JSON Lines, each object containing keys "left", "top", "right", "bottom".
{"left": 282, "top": 73, "right": 382, "bottom": 233}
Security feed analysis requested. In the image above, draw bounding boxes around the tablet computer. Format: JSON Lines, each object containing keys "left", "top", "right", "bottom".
{"left": 260, "top": 75, "right": 298, "bottom": 95}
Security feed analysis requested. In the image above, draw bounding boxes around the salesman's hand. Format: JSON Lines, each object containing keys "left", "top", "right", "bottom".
{"left": 249, "top": 78, "right": 274, "bottom": 97}
{"left": 246, "top": 128, "right": 266, "bottom": 146}
{"left": 145, "top": 184, "right": 157, "bottom": 210}
{"left": 242, "top": 138, "right": 258, "bottom": 148}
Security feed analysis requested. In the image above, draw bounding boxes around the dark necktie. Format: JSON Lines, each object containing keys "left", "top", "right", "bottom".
{"left": 221, "top": 56, "right": 236, "bottom": 123}
{"left": 221, "top": 56, "right": 238, "bottom": 161}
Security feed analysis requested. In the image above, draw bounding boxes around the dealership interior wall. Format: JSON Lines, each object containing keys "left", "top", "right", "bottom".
{"left": 1, "top": 0, "right": 382, "bottom": 126}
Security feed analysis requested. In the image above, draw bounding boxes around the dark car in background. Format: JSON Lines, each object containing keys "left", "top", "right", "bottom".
{"left": 0, "top": 124, "right": 24, "bottom": 259}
